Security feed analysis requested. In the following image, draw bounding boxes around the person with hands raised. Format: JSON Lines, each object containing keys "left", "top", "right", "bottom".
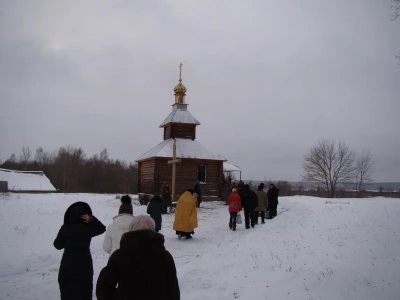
{"left": 53, "top": 202, "right": 106, "bottom": 300}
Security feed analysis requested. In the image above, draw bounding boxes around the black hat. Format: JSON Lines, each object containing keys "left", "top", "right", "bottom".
{"left": 121, "top": 195, "right": 132, "bottom": 204}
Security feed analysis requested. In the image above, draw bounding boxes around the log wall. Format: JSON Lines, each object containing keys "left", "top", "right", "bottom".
{"left": 163, "top": 124, "right": 196, "bottom": 140}
{"left": 154, "top": 158, "right": 223, "bottom": 201}
{"left": 138, "top": 159, "right": 156, "bottom": 194}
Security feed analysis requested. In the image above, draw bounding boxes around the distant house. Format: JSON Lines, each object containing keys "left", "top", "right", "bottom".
{"left": 223, "top": 163, "right": 242, "bottom": 180}
{"left": 0, "top": 168, "right": 57, "bottom": 192}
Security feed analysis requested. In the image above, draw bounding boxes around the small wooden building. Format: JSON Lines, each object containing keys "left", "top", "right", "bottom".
{"left": 0, "top": 168, "right": 57, "bottom": 193}
{"left": 136, "top": 71, "right": 226, "bottom": 201}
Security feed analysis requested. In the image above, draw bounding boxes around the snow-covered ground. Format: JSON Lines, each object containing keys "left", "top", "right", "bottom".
{"left": 0, "top": 193, "right": 399, "bottom": 300}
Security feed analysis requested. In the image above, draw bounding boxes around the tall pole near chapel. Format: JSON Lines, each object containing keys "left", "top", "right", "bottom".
{"left": 168, "top": 139, "right": 181, "bottom": 202}
{"left": 166, "top": 63, "right": 184, "bottom": 201}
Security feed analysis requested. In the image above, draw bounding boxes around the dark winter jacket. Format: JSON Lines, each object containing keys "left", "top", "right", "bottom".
{"left": 161, "top": 185, "right": 172, "bottom": 207}
{"left": 237, "top": 181, "right": 244, "bottom": 190}
{"left": 54, "top": 203, "right": 106, "bottom": 300}
{"left": 241, "top": 186, "right": 258, "bottom": 210}
{"left": 96, "top": 230, "right": 180, "bottom": 300}
{"left": 194, "top": 182, "right": 202, "bottom": 204}
{"left": 267, "top": 187, "right": 280, "bottom": 207}
{"left": 237, "top": 181, "right": 245, "bottom": 198}
{"left": 223, "top": 185, "right": 232, "bottom": 203}
{"left": 147, "top": 196, "right": 163, "bottom": 231}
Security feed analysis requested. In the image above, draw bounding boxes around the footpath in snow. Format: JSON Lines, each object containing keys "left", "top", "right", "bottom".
{"left": 0, "top": 193, "right": 399, "bottom": 300}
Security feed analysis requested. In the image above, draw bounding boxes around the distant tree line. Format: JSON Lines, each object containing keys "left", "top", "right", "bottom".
{"left": 1, "top": 146, "right": 138, "bottom": 193}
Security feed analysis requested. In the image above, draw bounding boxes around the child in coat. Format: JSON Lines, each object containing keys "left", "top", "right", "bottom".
{"left": 227, "top": 188, "right": 241, "bottom": 231}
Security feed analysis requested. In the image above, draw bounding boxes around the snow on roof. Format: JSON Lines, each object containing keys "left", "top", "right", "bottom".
{"left": 159, "top": 104, "right": 201, "bottom": 127}
{"left": 136, "top": 138, "right": 227, "bottom": 161}
{"left": 223, "top": 163, "right": 241, "bottom": 172}
{"left": 0, "top": 168, "right": 56, "bottom": 191}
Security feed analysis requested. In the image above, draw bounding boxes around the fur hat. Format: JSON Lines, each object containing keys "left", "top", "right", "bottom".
{"left": 129, "top": 215, "right": 155, "bottom": 232}
{"left": 119, "top": 203, "right": 133, "bottom": 215}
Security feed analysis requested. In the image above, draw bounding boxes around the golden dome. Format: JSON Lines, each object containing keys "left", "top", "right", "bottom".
{"left": 174, "top": 79, "right": 187, "bottom": 94}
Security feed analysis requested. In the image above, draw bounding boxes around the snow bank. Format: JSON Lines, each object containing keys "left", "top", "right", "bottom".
{"left": 0, "top": 194, "right": 399, "bottom": 299}
{"left": 0, "top": 168, "right": 56, "bottom": 191}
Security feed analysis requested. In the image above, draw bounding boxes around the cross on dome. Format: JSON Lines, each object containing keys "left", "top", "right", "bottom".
{"left": 174, "top": 62, "right": 187, "bottom": 97}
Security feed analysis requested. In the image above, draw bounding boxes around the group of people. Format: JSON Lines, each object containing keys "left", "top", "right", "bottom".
{"left": 53, "top": 189, "right": 200, "bottom": 299}
{"left": 52, "top": 181, "right": 277, "bottom": 299}
{"left": 226, "top": 181, "right": 280, "bottom": 230}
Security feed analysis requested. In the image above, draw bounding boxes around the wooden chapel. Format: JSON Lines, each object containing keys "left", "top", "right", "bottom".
{"left": 136, "top": 65, "right": 226, "bottom": 201}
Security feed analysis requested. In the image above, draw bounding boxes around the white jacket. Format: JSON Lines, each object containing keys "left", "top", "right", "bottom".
{"left": 103, "top": 213, "right": 135, "bottom": 256}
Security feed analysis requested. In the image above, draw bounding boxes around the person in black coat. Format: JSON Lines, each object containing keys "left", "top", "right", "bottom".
{"left": 223, "top": 182, "right": 232, "bottom": 205}
{"left": 194, "top": 180, "right": 202, "bottom": 208}
{"left": 241, "top": 184, "right": 258, "bottom": 229}
{"left": 161, "top": 183, "right": 172, "bottom": 214}
{"left": 147, "top": 193, "right": 163, "bottom": 232}
{"left": 267, "top": 184, "right": 280, "bottom": 219}
{"left": 96, "top": 215, "right": 180, "bottom": 300}
{"left": 237, "top": 180, "right": 245, "bottom": 200}
{"left": 54, "top": 202, "right": 106, "bottom": 300}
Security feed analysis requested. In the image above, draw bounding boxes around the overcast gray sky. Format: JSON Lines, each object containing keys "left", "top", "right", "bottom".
{"left": 0, "top": 0, "right": 399, "bottom": 182}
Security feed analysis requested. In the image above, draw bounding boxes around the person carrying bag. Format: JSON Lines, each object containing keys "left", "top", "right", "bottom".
{"left": 227, "top": 188, "right": 241, "bottom": 231}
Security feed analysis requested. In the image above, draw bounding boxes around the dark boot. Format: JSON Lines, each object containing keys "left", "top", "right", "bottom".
{"left": 229, "top": 222, "right": 232, "bottom": 230}
{"left": 233, "top": 224, "right": 236, "bottom": 231}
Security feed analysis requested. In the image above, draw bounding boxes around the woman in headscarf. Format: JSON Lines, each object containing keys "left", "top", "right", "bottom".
{"left": 96, "top": 215, "right": 180, "bottom": 300}
{"left": 54, "top": 202, "right": 106, "bottom": 300}
{"left": 173, "top": 189, "right": 198, "bottom": 239}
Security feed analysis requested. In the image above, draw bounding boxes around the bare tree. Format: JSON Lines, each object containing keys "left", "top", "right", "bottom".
{"left": 19, "top": 146, "right": 32, "bottom": 171}
{"left": 354, "top": 150, "right": 374, "bottom": 197}
{"left": 391, "top": 0, "right": 400, "bottom": 62}
{"left": 34, "top": 147, "right": 55, "bottom": 165}
{"left": 302, "top": 139, "right": 355, "bottom": 198}
{"left": 8, "top": 153, "right": 17, "bottom": 165}
{"left": 392, "top": 0, "right": 400, "bottom": 20}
